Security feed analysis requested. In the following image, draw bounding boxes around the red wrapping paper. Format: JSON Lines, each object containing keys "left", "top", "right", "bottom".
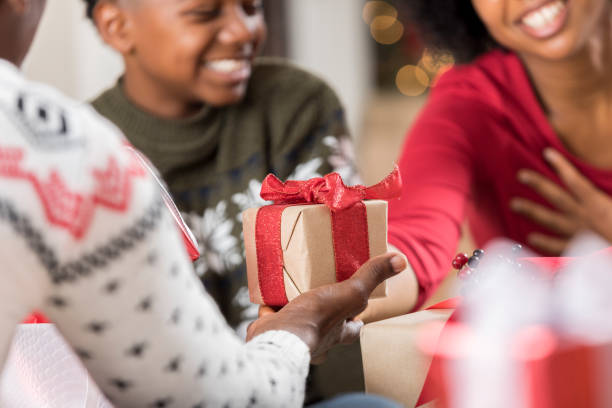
{"left": 422, "top": 323, "right": 612, "bottom": 408}
{"left": 418, "top": 247, "right": 612, "bottom": 407}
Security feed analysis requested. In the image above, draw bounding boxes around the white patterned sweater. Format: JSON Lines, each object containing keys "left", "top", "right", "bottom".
{"left": 0, "top": 60, "right": 309, "bottom": 407}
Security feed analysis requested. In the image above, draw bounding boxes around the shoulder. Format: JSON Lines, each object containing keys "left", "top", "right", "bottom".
{"left": 247, "top": 58, "right": 341, "bottom": 108}
{"left": 0, "top": 60, "right": 138, "bottom": 189}
{"left": 430, "top": 50, "right": 528, "bottom": 113}
{"left": 90, "top": 83, "right": 120, "bottom": 117}
{"left": 0, "top": 61, "right": 160, "bottom": 249}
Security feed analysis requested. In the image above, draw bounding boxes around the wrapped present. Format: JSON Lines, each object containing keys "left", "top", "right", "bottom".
{"left": 418, "top": 238, "right": 612, "bottom": 408}
{"left": 360, "top": 307, "right": 454, "bottom": 407}
{"left": 423, "top": 323, "right": 612, "bottom": 408}
{"left": 243, "top": 167, "right": 401, "bottom": 307}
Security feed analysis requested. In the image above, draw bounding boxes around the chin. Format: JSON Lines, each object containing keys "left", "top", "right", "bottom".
{"left": 204, "top": 94, "right": 246, "bottom": 107}
{"left": 530, "top": 41, "right": 582, "bottom": 61}
{"left": 196, "top": 85, "right": 248, "bottom": 107}
{"left": 512, "top": 31, "right": 582, "bottom": 61}
{"left": 201, "top": 91, "right": 246, "bottom": 107}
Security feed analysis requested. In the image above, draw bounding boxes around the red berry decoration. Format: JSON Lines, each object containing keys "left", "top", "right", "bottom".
{"left": 452, "top": 253, "right": 469, "bottom": 270}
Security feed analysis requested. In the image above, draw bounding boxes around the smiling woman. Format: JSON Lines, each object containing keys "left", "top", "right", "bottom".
{"left": 471, "top": 0, "right": 607, "bottom": 60}
{"left": 387, "top": 0, "right": 612, "bottom": 308}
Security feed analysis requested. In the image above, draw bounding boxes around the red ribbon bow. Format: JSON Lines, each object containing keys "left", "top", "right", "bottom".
{"left": 254, "top": 166, "right": 402, "bottom": 307}
{"left": 260, "top": 165, "right": 402, "bottom": 211}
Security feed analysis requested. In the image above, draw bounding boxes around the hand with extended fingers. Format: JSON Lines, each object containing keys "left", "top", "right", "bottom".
{"left": 247, "top": 253, "right": 406, "bottom": 361}
{"left": 511, "top": 148, "right": 612, "bottom": 255}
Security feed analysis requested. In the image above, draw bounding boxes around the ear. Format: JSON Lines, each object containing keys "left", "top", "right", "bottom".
{"left": 93, "top": 1, "right": 135, "bottom": 55}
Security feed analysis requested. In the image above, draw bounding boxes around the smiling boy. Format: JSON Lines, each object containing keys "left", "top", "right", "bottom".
{"left": 84, "top": 0, "right": 357, "bottom": 332}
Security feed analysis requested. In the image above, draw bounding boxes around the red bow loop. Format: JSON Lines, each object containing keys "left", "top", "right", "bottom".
{"left": 259, "top": 174, "right": 306, "bottom": 204}
{"left": 259, "top": 165, "right": 402, "bottom": 211}
{"left": 363, "top": 165, "right": 403, "bottom": 200}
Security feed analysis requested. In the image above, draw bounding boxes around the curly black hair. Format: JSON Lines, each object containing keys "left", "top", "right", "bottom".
{"left": 401, "top": 0, "right": 499, "bottom": 63}
{"left": 83, "top": 0, "right": 98, "bottom": 19}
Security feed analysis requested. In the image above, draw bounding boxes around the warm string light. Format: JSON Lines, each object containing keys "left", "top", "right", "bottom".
{"left": 363, "top": 1, "right": 404, "bottom": 45}
{"left": 396, "top": 51, "right": 455, "bottom": 97}
{"left": 363, "top": 2, "right": 455, "bottom": 96}
{"left": 419, "top": 51, "right": 455, "bottom": 86}
{"left": 395, "top": 65, "right": 429, "bottom": 97}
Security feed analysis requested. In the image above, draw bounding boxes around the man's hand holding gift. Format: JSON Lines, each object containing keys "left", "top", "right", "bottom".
{"left": 247, "top": 253, "right": 406, "bottom": 361}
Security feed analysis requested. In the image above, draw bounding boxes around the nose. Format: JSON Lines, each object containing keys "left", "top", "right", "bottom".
{"left": 218, "top": 5, "right": 259, "bottom": 45}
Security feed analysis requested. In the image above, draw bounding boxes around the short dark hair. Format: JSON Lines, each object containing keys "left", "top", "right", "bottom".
{"left": 401, "top": 0, "right": 499, "bottom": 63}
{"left": 83, "top": 0, "right": 98, "bottom": 19}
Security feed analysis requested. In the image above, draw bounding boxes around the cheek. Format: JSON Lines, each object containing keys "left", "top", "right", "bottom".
{"left": 255, "top": 18, "right": 268, "bottom": 44}
{"left": 175, "top": 32, "right": 216, "bottom": 63}
{"left": 143, "top": 27, "right": 214, "bottom": 70}
{"left": 246, "top": 16, "right": 267, "bottom": 54}
{"left": 471, "top": 0, "right": 511, "bottom": 42}
{"left": 577, "top": 0, "right": 609, "bottom": 39}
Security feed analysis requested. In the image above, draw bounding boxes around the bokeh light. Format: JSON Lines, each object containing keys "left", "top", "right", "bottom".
{"left": 362, "top": 1, "right": 398, "bottom": 25}
{"left": 395, "top": 65, "right": 430, "bottom": 97}
{"left": 363, "top": 1, "right": 404, "bottom": 45}
{"left": 419, "top": 50, "right": 455, "bottom": 73}
{"left": 370, "top": 16, "right": 404, "bottom": 45}
{"left": 418, "top": 49, "right": 455, "bottom": 86}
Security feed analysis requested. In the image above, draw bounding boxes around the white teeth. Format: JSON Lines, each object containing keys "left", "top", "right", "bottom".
{"left": 206, "top": 59, "right": 248, "bottom": 73}
{"left": 522, "top": 1, "right": 564, "bottom": 29}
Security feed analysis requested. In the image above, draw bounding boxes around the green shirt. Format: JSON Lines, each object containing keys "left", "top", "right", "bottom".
{"left": 92, "top": 58, "right": 357, "bottom": 329}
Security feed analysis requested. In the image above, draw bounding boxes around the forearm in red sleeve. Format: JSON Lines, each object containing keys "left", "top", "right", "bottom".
{"left": 388, "top": 99, "right": 480, "bottom": 308}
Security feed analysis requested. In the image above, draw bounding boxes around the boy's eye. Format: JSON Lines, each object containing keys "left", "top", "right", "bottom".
{"left": 183, "top": 1, "right": 262, "bottom": 21}
{"left": 184, "top": 7, "right": 221, "bottom": 21}
{"left": 242, "top": 0, "right": 263, "bottom": 16}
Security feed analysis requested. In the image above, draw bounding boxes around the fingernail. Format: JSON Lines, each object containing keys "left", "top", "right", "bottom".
{"left": 517, "top": 171, "right": 530, "bottom": 184}
{"left": 543, "top": 148, "right": 557, "bottom": 162}
{"left": 510, "top": 199, "right": 522, "bottom": 211}
{"left": 390, "top": 255, "right": 406, "bottom": 272}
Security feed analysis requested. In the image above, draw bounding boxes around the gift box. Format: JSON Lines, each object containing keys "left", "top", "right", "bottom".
{"left": 244, "top": 200, "right": 389, "bottom": 305}
{"left": 360, "top": 308, "right": 454, "bottom": 407}
{"left": 422, "top": 324, "right": 612, "bottom": 408}
{"left": 417, "top": 240, "right": 612, "bottom": 408}
{"left": 243, "top": 167, "right": 401, "bottom": 306}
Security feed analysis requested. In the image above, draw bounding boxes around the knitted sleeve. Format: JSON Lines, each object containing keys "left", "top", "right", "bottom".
{"left": 0, "top": 61, "right": 310, "bottom": 408}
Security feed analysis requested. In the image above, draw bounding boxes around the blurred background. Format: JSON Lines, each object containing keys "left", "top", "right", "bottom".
{"left": 23, "top": 0, "right": 469, "bottom": 304}
{"left": 23, "top": 1, "right": 452, "bottom": 180}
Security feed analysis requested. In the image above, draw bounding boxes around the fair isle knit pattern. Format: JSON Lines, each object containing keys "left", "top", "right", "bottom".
{"left": 0, "top": 60, "right": 309, "bottom": 408}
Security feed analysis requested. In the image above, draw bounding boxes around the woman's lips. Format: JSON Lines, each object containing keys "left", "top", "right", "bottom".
{"left": 517, "top": 0, "right": 569, "bottom": 40}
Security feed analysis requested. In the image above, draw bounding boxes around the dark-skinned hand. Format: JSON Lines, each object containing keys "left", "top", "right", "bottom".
{"left": 511, "top": 148, "right": 612, "bottom": 255}
{"left": 246, "top": 253, "right": 406, "bottom": 362}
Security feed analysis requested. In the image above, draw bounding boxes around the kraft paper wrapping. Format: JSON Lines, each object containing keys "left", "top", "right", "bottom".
{"left": 243, "top": 200, "right": 388, "bottom": 305}
{"left": 360, "top": 309, "right": 453, "bottom": 408}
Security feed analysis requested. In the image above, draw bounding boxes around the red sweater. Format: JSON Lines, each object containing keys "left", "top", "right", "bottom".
{"left": 388, "top": 50, "right": 612, "bottom": 307}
